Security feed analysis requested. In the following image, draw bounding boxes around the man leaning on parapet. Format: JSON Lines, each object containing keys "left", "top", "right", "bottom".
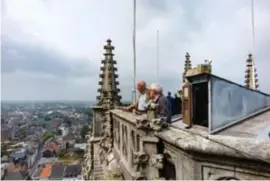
{"left": 149, "top": 83, "right": 172, "bottom": 123}
{"left": 121, "top": 80, "right": 148, "bottom": 113}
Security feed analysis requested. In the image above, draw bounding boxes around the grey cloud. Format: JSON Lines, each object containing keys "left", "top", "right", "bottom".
{"left": 1, "top": 37, "right": 98, "bottom": 77}
{"left": 1, "top": 0, "right": 270, "bottom": 101}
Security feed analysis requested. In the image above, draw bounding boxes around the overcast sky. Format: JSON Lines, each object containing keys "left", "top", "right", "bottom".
{"left": 1, "top": 0, "right": 270, "bottom": 101}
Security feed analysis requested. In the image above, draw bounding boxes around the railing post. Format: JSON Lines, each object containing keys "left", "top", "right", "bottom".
{"left": 131, "top": 102, "right": 166, "bottom": 180}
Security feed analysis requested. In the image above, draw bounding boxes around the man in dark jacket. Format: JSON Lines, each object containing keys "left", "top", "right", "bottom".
{"left": 173, "top": 93, "right": 182, "bottom": 115}
{"left": 150, "top": 83, "right": 172, "bottom": 123}
{"left": 166, "top": 92, "right": 174, "bottom": 110}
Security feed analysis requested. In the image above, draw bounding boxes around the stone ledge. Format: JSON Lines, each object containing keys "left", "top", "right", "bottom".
{"left": 155, "top": 126, "right": 270, "bottom": 163}
{"left": 111, "top": 109, "right": 144, "bottom": 125}
{"left": 90, "top": 136, "right": 103, "bottom": 142}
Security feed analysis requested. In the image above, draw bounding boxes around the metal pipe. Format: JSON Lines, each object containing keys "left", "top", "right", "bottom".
{"left": 132, "top": 0, "right": 137, "bottom": 101}
{"left": 251, "top": 0, "right": 255, "bottom": 55}
{"left": 251, "top": 0, "right": 256, "bottom": 89}
{"left": 157, "top": 30, "right": 159, "bottom": 84}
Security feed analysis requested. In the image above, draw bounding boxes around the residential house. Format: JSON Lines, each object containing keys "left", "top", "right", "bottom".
{"left": 1, "top": 127, "right": 12, "bottom": 141}
{"left": 47, "top": 164, "right": 82, "bottom": 180}
{"left": 63, "top": 164, "right": 82, "bottom": 180}
{"left": 49, "top": 164, "right": 65, "bottom": 180}
{"left": 2, "top": 162, "right": 30, "bottom": 180}
{"left": 32, "top": 163, "right": 82, "bottom": 180}
{"left": 42, "top": 140, "right": 60, "bottom": 158}
{"left": 74, "top": 143, "right": 86, "bottom": 150}
{"left": 39, "top": 164, "right": 52, "bottom": 180}
{"left": 11, "top": 148, "right": 27, "bottom": 163}
{"left": 1, "top": 155, "right": 9, "bottom": 164}
{"left": 2, "top": 170, "right": 30, "bottom": 180}
{"left": 51, "top": 119, "right": 61, "bottom": 132}
{"left": 59, "top": 125, "right": 69, "bottom": 137}
{"left": 62, "top": 133, "right": 76, "bottom": 149}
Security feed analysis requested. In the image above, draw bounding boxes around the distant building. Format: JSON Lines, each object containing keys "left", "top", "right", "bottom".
{"left": 1, "top": 128, "right": 12, "bottom": 141}
{"left": 2, "top": 170, "right": 29, "bottom": 180}
{"left": 59, "top": 125, "right": 69, "bottom": 137}
{"left": 49, "top": 164, "right": 65, "bottom": 180}
{"left": 11, "top": 148, "right": 27, "bottom": 163}
{"left": 74, "top": 143, "right": 86, "bottom": 150}
{"left": 39, "top": 164, "right": 52, "bottom": 180}
{"left": 1, "top": 155, "right": 9, "bottom": 163}
{"left": 2, "top": 162, "right": 30, "bottom": 180}
{"left": 63, "top": 164, "right": 82, "bottom": 179}
{"left": 62, "top": 133, "right": 76, "bottom": 149}
{"left": 42, "top": 141, "right": 60, "bottom": 158}
{"left": 51, "top": 120, "right": 61, "bottom": 132}
{"left": 32, "top": 163, "right": 82, "bottom": 180}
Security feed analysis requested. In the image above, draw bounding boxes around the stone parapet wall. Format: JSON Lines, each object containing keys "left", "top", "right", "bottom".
{"left": 107, "top": 110, "right": 270, "bottom": 180}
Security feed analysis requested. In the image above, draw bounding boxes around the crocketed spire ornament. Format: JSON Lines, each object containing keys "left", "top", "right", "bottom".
{"left": 97, "top": 39, "right": 122, "bottom": 109}
{"left": 183, "top": 52, "right": 192, "bottom": 83}
{"left": 184, "top": 52, "right": 192, "bottom": 72}
{"left": 244, "top": 54, "right": 259, "bottom": 90}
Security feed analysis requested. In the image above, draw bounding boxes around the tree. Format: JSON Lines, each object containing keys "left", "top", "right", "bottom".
{"left": 58, "top": 149, "right": 66, "bottom": 158}
{"left": 74, "top": 148, "right": 84, "bottom": 155}
{"left": 64, "top": 117, "right": 72, "bottom": 127}
{"left": 1, "top": 118, "right": 5, "bottom": 124}
{"left": 56, "top": 129, "right": 62, "bottom": 135}
{"left": 80, "top": 125, "right": 90, "bottom": 139}
{"left": 1, "top": 145, "right": 8, "bottom": 157}
{"left": 40, "top": 132, "right": 53, "bottom": 143}
{"left": 44, "top": 116, "right": 51, "bottom": 121}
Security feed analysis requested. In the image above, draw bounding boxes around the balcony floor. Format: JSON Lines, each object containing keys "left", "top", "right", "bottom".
{"left": 218, "top": 110, "right": 270, "bottom": 140}
{"left": 171, "top": 110, "right": 270, "bottom": 140}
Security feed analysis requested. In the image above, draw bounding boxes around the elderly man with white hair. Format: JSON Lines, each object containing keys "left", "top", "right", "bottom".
{"left": 150, "top": 83, "right": 172, "bottom": 123}
{"left": 122, "top": 80, "right": 149, "bottom": 113}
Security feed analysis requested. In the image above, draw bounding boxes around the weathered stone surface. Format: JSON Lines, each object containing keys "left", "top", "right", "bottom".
{"left": 155, "top": 126, "right": 270, "bottom": 162}
{"left": 150, "top": 154, "right": 164, "bottom": 169}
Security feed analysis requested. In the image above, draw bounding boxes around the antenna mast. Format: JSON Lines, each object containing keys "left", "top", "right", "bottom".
{"left": 132, "top": 0, "right": 137, "bottom": 101}
{"left": 251, "top": 0, "right": 255, "bottom": 55}
{"left": 251, "top": 0, "right": 256, "bottom": 88}
{"left": 157, "top": 30, "right": 159, "bottom": 83}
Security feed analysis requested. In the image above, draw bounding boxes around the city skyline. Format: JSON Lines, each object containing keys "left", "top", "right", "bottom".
{"left": 2, "top": 0, "right": 270, "bottom": 101}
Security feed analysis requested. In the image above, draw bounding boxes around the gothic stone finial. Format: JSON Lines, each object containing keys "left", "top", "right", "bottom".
{"left": 185, "top": 52, "right": 190, "bottom": 59}
{"left": 244, "top": 53, "right": 259, "bottom": 90}
{"left": 96, "top": 39, "right": 122, "bottom": 108}
{"left": 183, "top": 52, "right": 192, "bottom": 83}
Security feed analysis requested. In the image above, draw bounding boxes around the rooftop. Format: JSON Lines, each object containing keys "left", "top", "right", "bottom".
{"left": 219, "top": 109, "right": 270, "bottom": 139}
{"left": 49, "top": 164, "right": 65, "bottom": 179}
{"left": 40, "top": 164, "right": 52, "bottom": 178}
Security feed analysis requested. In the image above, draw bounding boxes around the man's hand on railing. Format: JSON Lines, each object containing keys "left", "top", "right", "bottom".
{"left": 119, "top": 106, "right": 129, "bottom": 111}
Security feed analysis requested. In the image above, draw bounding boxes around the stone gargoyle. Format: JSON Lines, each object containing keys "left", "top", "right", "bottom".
{"left": 149, "top": 117, "right": 168, "bottom": 131}
{"left": 133, "top": 151, "right": 149, "bottom": 165}
{"left": 150, "top": 154, "right": 164, "bottom": 169}
{"left": 99, "top": 136, "right": 113, "bottom": 156}
{"left": 136, "top": 118, "right": 150, "bottom": 129}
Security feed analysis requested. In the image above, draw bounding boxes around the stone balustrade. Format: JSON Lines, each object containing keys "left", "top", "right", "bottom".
{"left": 83, "top": 104, "right": 270, "bottom": 180}
{"left": 110, "top": 108, "right": 166, "bottom": 180}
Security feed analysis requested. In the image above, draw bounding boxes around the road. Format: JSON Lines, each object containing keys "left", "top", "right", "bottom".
{"left": 29, "top": 141, "right": 43, "bottom": 177}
